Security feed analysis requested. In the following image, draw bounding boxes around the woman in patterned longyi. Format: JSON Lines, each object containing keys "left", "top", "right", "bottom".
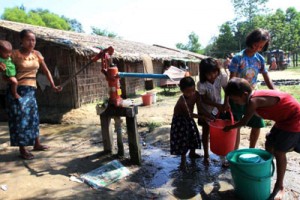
{"left": 5, "top": 29, "right": 61, "bottom": 160}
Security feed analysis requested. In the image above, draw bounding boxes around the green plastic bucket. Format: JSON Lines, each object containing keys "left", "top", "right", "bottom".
{"left": 226, "top": 148, "right": 274, "bottom": 200}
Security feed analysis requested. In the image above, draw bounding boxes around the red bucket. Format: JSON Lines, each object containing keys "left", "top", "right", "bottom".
{"left": 209, "top": 112, "right": 237, "bottom": 156}
{"left": 141, "top": 94, "right": 152, "bottom": 106}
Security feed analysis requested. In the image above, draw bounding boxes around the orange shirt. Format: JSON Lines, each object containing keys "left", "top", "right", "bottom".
{"left": 11, "top": 50, "right": 43, "bottom": 88}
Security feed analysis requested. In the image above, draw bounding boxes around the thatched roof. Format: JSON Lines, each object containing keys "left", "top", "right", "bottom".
{"left": 153, "top": 44, "right": 207, "bottom": 60}
{"left": 0, "top": 20, "right": 204, "bottom": 62}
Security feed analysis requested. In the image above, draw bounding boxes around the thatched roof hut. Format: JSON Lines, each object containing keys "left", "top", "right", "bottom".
{"left": 0, "top": 20, "right": 204, "bottom": 120}
{"left": 0, "top": 20, "right": 204, "bottom": 61}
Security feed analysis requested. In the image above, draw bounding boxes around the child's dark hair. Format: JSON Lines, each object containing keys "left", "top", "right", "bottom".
{"left": 179, "top": 76, "right": 195, "bottom": 91}
{"left": 199, "top": 58, "right": 220, "bottom": 83}
{"left": 225, "top": 77, "right": 252, "bottom": 96}
{"left": 20, "top": 29, "right": 35, "bottom": 39}
{"left": 246, "top": 28, "right": 270, "bottom": 52}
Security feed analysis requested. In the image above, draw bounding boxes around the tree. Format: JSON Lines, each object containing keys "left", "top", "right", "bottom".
{"left": 211, "top": 22, "right": 238, "bottom": 58}
{"left": 91, "top": 26, "right": 118, "bottom": 38}
{"left": 176, "top": 32, "right": 202, "bottom": 53}
{"left": 30, "top": 9, "right": 71, "bottom": 30}
{"left": 265, "top": 9, "right": 286, "bottom": 50}
{"left": 62, "top": 16, "right": 84, "bottom": 33}
{"left": 2, "top": 7, "right": 28, "bottom": 23}
{"left": 232, "top": 0, "right": 269, "bottom": 29}
{"left": 283, "top": 7, "right": 300, "bottom": 53}
{"left": 206, "top": 3, "right": 300, "bottom": 65}
{"left": 1, "top": 7, "right": 84, "bottom": 32}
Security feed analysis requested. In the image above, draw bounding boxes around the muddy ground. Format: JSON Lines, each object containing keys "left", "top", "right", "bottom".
{"left": 0, "top": 70, "right": 300, "bottom": 200}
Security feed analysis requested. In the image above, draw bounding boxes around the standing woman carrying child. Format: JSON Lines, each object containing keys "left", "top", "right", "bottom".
{"left": 228, "top": 28, "right": 275, "bottom": 149}
{"left": 197, "top": 58, "right": 229, "bottom": 165}
{"left": 170, "top": 77, "right": 211, "bottom": 169}
{"left": 4, "top": 29, "right": 61, "bottom": 160}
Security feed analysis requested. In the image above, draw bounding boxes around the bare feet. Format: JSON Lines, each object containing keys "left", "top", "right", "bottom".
{"left": 221, "top": 161, "right": 230, "bottom": 168}
{"left": 33, "top": 144, "right": 50, "bottom": 151}
{"left": 179, "top": 162, "right": 187, "bottom": 171}
{"left": 269, "top": 187, "right": 285, "bottom": 200}
{"left": 20, "top": 149, "right": 34, "bottom": 160}
{"left": 203, "top": 156, "right": 210, "bottom": 166}
{"left": 220, "top": 156, "right": 229, "bottom": 168}
{"left": 188, "top": 152, "right": 201, "bottom": 159}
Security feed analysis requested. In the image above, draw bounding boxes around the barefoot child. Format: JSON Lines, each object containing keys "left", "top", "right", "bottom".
{"left": 0, "top": 40, "right": 20, "bottom": 99}
{"left": 197, "top": 58, "right": 229, "bottom": 166}
{"left": 170, "top": 77, "right": 211, "bottom": 169}
{"left": 224, "top": 77, "right": 300, "bottom": 200}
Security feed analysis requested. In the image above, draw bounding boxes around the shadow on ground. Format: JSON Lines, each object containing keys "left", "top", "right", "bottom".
{"left": 1, "top": 122, "right": 300, "bottom": 199}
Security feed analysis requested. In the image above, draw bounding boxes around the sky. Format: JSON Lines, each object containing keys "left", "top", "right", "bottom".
{"left": 0, "top": 0, "right": 299, "bottom": 48}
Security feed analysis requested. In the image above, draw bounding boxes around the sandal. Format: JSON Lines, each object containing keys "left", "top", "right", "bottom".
{"left": 33, "top": 145, "right": 50, "bottom": 151}
{"left": 20, "top": 152, "right": 34, "bottom": 160}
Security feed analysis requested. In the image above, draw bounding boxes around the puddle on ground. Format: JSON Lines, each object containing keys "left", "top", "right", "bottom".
{"left": 138, "top": 144, "right": 237, "bottom": 200}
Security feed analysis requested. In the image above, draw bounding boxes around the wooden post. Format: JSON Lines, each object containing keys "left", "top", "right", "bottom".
{"left": 114, "top": 116, "right": 124, "bottom": 156}
{"left": 126, "top": 115, "right": 141, "bottom": 165}
{"left": 100, "top": 116, "right": 113, "bottom": 152}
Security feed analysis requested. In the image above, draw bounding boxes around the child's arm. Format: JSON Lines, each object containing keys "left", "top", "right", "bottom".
{"left": 223, "top": 92, "right": 231, "bottom": 111}
{"left": 40, "top": 59, "right": 62, "bottom": 92}
{"left": 196, "top": 92, "right": 214, "bottom": 120}
{"left": 221, "top": 73, "right": 230, "bottom": 111}
{"left": 0, "top": 62, "right": 6, "bottom": 72}
{"left": 223, "top": 99, "right": 257, "bottom": 131}
{"left": 224, "top": 96, "right": 278, "bottom": 131}
{"left": 262, "top": 72, "right": 275, "bottom": 89}
{"left": 200, "top": 94, "right": 224, "bottom": 112}
{"left": 8, "top": 76, "right": 18, "bottom": 85}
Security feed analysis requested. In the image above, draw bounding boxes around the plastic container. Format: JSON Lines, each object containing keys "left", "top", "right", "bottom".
{"left": 209, "top": 112, "right": 237, "bottom": 156}
{"left": 238, "top": 153, "right": 263, "bottom": 164}
{"left": 226, "top": 148, "right": 274, "bottom": 200}
{"left": 141, "top": 94, "right": 152, "bottom": 106}
{"left": 121, "top": 99, "right": 133, "bottom": 107}
{"left": 146, "top": 91, "right": 157, "bottom": 104}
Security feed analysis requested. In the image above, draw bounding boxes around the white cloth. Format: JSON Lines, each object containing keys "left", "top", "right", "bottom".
{"left": 37, "top": 73, "right": 50, "bottom": 92}
{"left": 197, "top": 71, "right": 228, "bottom": 115}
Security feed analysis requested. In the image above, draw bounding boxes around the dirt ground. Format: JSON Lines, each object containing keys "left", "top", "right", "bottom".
{"left": 0, "top": 70, "right": 300, "bottom": 200}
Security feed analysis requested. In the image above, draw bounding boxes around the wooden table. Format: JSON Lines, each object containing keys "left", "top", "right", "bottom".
{"left": 98, "top": 105, "right": 141, "bottom": 165}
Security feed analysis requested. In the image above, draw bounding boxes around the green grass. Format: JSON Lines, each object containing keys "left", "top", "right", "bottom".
{"left": 147, "top": 121, "right": 162, "bottom": 132}
{"left": 258, "top": 85, "right": 300, "bottom": 102}
{"left": 286, "top": 66, "right": 300, "bottom": 72}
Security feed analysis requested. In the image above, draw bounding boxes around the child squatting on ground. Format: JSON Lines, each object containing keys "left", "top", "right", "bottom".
{"left": 224, "top": 77, "right": 300, "bottom": 200}
{"left": 170, "top": 76, "right": 212, "bottom": 170}
{"left": 197, "top": 58, "right": 229, "bottom": 166}
{"left": 0, "top": 40, "right": 20, "bottom": 99}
